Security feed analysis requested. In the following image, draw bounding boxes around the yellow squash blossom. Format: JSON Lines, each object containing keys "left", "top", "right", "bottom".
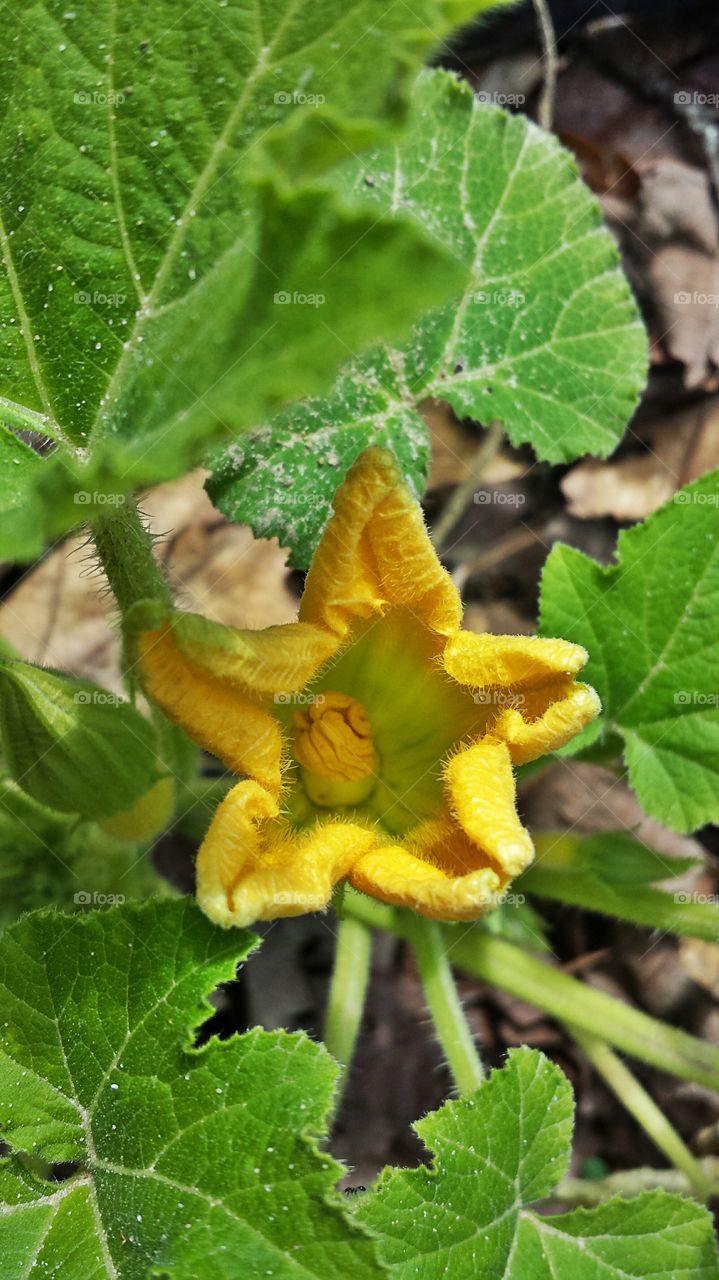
{"left": 132, "top": 448, "right": 599, "bottom": 927}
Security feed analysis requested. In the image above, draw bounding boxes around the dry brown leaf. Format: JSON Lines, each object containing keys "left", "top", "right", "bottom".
{"left": 561, "top": 400, "right": 719, "bottom": 521}
{"left": 623, "top": 161, "right": 719, "bottom": 388}
{"left": 637, "top": 160, "right": 719, "bottom": 256}
{"left": 424, "top": 398, "right": 483, "bottom": 490}
{"left": 649, "top": 246, "right": 719, "bottom": 388}
{"left": 424, "top": 398, "right": 525, "bottom": 491}
{"left": 560, "top": 130, "right": 639, "bottom": 199}
{"left": 156, "top": 477, "right": 298, "bottom": 629}
{"left": 0, "top": 469, "right": 297, "bottom": 692}
{"left": 678, "top": 938, "right": 719, "bottom": 998}
{"left": 561, "top": 453, "right": 675, "bottom": 522}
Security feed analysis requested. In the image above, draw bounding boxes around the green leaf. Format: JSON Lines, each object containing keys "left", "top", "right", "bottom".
{"left": 0, "top": 0, "right": 472, "bottom": 558}
{"left": 206, "top": 356, "right": 431, "bottom": 567}
{"left": 358, "top": 1047, "right": 719, "bottom": 1279}
{"left": 522, "top": 832, "right": 718, "bottom": 942}
{"left": 0, "top": 899, "right": 381, "bottom": 1279}
{"left": 536, "top": 830, "right": 698, "bottom": 885}
{"left": 0, "top": 660, "right": 162, "bottom": 819}
{"left": 0, "top": 1157, "right": 104, "bottom": 1280}
{"left": 509, "top": 1193, "right": 719, "bottom": 1279}
{"left": 208, "top": 68, "right": 647, "bottom": 565}
{"left": 539, "top": 470, "right": 719, "bottom": 833}
{"left": 0, "top": 426, "right": 44, "bottom": 560}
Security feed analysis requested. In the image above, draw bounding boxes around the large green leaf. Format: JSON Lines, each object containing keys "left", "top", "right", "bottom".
{"left": 358, "top": 1047, "right": 719, "bottom": 1279}
{"left": 539, "top": 470, "right": 719, "bottom": 833}
{"left": 0, "top": 900, "right": 381, "bottom": 1278}
{"left": 208, "top": 68, "right": 647, "bottom": 566}
{"left": 0, "top": 0, "right": 477, "bottom": 559}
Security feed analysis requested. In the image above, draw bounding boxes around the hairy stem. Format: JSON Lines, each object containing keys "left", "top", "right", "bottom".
{"left": 431, "top": 421, "right": 504, "bottom": 553}
{"left": 532, "top": 0, "right": 558, "bottom": 130}
{"left": 405, "top": 914, "right": 485, "bottom": 1094}
{"left": 568, "top": 1026, "right": 714, "bottom": 1202}
{"left": 342, "top": 890, "right": 719, "bottom": 1092}
{"left": 450, "top": 930, "right": 719, "bottom": 1092}
{"left": 91, "top": 497, "right": 171, "bottom": 615}
{"left": 555, "top": 1158, "right": 719, "bottom": 1207}
{"left": 323, "top": 914, "right": 373, "bottom": 1074}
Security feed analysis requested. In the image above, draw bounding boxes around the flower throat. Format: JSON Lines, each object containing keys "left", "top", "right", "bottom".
{"left": 293, "top": 691, "right": 376, "bottom": 806}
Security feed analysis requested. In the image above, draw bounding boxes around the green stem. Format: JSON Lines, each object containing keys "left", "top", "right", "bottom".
{"left": 91, "top": 497, "right": 171, "bottom": 615}
{"left": 405, "top": 914, "right": 485, "bottom": 1094}
{"left": 342, "top": 891, "right": 719, "bottom": 1092}
{"left": 568, "top": 1026, "right": 714, "bottom": 1202}
{"left": 323, "top": 914, "right": 373, "bottom": 1072}
{"left": 432, "top": 421, "right": 504, "bottom": 553}
{"left": 555, "top": 1159, "right": 719, "bottom": 1207}
{"left": 449, "top": 930, "right": 719, "bottom": 1092}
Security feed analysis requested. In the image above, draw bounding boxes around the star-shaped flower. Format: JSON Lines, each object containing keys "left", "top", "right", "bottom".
{"left": 132, "top": 448, "right": 599, "bottom": 926}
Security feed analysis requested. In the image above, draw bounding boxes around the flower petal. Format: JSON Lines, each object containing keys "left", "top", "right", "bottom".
{"left": 349, "top": 817, "right": 504, "bottom": 921}
{"left": 300, "top": 447, "right": 462, "bottom": 637}
{"left": 445, "top": 738, "right": 534, "bottom": 877}
{"left": 137, "top": 623, "right": 283, "bottom": 790}
{"left": 165, "top": 610, "right": 338, "bottom": 697}
{"left": 443, "top": 631, "right": 589, "bottom": 689}
{"left": 197, "top": 781, "right": 376, "bottom": 927}
{"left": 494, "top": 680, "right": 601, "bottom": 764}
{"left": 441, "top": 633, "right": 600, "bottom": 762}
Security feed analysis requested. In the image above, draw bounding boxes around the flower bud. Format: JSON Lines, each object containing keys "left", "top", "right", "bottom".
{"left": 98, "top": 776, "right": 175, "bottom": 840}
{"left": 0, "top": 660, "right": 162, "bottom": 820}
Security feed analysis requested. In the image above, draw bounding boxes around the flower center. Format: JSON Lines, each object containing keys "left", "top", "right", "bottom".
{"left": 292, "top": 691, "right": 377, "bottom": 807}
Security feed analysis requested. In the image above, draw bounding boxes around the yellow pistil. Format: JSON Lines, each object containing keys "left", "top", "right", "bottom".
{"left": 293, "top": 691, "right": 377, "bottom": 807}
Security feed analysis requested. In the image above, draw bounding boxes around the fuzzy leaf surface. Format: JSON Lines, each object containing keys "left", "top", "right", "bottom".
{"left": 358, "top": 1048, "right": 719, "bottom": 1279}
{"left": 0, "top": 0, "right": 473, "bottom": 556}
{"left": 208, "top": 69, "right": 647, "bottom": 564}
{"left": 0, "top": 900, "right": 381, "bottom": 1278}
{"left": 540, "top": 471, "right": 719, "bottom": 832}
